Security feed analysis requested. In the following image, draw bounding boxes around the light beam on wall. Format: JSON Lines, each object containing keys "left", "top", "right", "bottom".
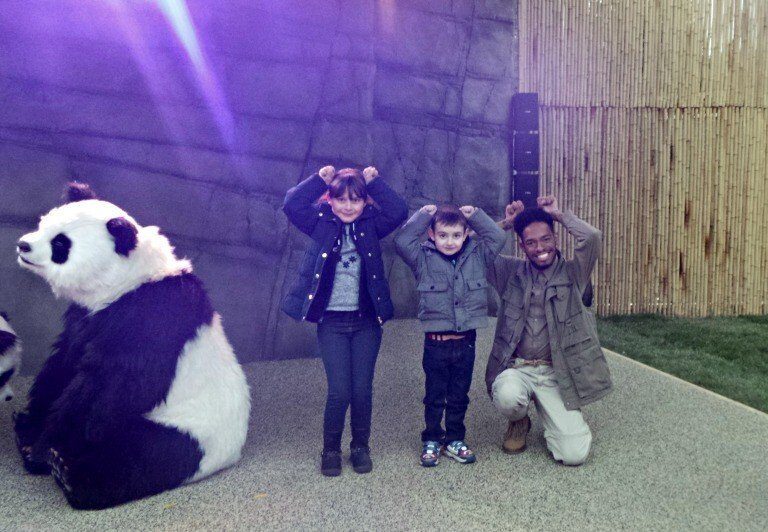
{"left": 155, "top": 0, "right": 236, "bottom": 150}
{"left": 108, "top": 0, "right": 189, "bottom": 146}
{"left": 104, "top": 0, "right": 238, "bottom": 151}
{"left": 378, "top": 0, "right": 396, "bottom": 36}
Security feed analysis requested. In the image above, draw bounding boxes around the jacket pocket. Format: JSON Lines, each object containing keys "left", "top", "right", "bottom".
{"left": 560, "top": 320, "right": 591, "bottom": 355}
{"left": 499, "top": 298, "right": 523, "bottom": 343}
{"left": 417, "top": 279, "right": 449, "bottom": 321}
{"left": 563, "top": 344, "right": 612, "bottom": 399}
{"left": 466, "top": 277, "right": 488, "bottom": 291}
{"left": 553, "top": 285, "right": 578, "bottom": 322}
{"left": 464, "top": 277, "right": 489, "bottom": 314}
{"left": 504, "top": 300, "right": 523, "bottom": 319}
{"left": 553, "top": 285, "right": 590, "bottom": 342}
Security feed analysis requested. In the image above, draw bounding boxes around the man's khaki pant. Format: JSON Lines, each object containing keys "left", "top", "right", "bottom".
{"left": 492, "top": 360, "right": 592, "bottom": 465}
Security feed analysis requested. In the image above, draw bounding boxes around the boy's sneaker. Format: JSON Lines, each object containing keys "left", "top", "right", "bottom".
{"left": 443, "top": 440, "right": 476, "bottom": 464}
{"left": 350, "top": 446, "right": 373, "bottom": 474}
{"left": 321, "top": 450, "right": 342, "bottom": 477}
{"left": 420, "top": 441, "right": 442, "bottom": 467}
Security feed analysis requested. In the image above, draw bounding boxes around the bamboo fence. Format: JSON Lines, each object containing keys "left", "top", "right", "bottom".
{"left": 519, "top": 0, "right": 768, "bottom": 316}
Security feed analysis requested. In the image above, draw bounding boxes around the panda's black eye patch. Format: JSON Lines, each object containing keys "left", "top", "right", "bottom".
{"left": 51, "top": 233, "right": 72, "bottom": 264}
{"left": 0, "top": 332, "right": 15, "bottom": 353}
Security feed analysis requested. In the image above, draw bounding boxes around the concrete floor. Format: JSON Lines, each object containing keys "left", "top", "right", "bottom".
{"left": 1, "top": 318, "right": 766, "bottom": 530}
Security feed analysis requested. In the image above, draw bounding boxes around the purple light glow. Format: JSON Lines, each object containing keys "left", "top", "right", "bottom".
{"left": 107, "top": 1, "right": 188, "bottom": 146}
{"left": 155, "top": 0, "right": 236, "bottom": 149}
{"left": 106, "top": 0, "right": 237, "bottom": 150}
{"left": 378, "top": 0, "right": 397, "bottom": 36}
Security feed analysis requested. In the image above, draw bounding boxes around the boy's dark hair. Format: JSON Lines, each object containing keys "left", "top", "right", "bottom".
{"left": 513, "top": 208, "right": 554, "bottom": 237}
{"left": 328, "top": 168, "right": 368, "bottom": 201}
{"left": 430, "top": 204, "right": 468, "bottom": 231}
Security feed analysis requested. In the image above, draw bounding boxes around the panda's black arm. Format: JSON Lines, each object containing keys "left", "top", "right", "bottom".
{"left": 83, "top": 366, "right": 179, "bottom": 442}
{"left": 29, "top": 371, "right": 96, "bottom": 460}
{"left": 24, "top": 347, "right": 78, "bottom": 421}
{"left": 31, "top": 344, "right": 180, "bottom": 454}
{"left": 16, "top": 305, "right": 88, "bottom": 445}
{"left": 15, "top": 351, "right": 75, "bottom": 450}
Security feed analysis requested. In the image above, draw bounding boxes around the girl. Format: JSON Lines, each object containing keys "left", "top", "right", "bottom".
{"left": 282, "top": 165, "right": 407, "bottom": 476}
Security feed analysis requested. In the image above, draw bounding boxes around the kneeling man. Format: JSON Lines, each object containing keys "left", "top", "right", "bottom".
{"left": 486, "top": 196, "right": 612, "bottom": 466}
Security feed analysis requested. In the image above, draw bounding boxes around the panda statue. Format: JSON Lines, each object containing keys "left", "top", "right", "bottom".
{"left": 13, "top": 182, "right": 251, "bottom": 509}
{"left": 0, "top": 312, "right": 22, "bottom": 402}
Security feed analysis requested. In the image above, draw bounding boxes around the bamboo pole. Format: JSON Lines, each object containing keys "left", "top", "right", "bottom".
{"left": 518, "top": 0, "right": 768, "bottom": 317}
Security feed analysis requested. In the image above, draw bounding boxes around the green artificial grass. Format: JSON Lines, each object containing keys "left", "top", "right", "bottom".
{"left": 597, "top": 314, "right": 768, "bottom": 413}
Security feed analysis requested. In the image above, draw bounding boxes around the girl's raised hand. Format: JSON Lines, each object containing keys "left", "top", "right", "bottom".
{"left": 363, "top": 166, "right": 379, "bottom": 184}
{"left": 319, "top": 165, "right": 336, "bottom": 185}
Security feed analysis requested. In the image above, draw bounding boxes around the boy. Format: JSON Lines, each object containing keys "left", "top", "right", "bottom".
{"left": 395, "top": 204, "right": 506, "bottom": 466}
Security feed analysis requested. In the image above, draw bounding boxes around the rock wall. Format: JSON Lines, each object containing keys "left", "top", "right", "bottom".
{"left": 0, "top": 0, "right": 518, "bottom": 371}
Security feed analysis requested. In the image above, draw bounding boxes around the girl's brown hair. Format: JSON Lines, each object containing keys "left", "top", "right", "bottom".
{"left": 327, "top": 168, "right": 368, "bottom": 201}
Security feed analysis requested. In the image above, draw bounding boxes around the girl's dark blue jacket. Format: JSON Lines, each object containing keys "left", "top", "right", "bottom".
{"left": 282, "top": 173, "right": 408, "bottom": 324}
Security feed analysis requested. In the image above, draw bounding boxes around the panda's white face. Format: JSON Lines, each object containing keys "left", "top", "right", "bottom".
{"left": 17, "top": 200, "right": 135, "bottom": 297}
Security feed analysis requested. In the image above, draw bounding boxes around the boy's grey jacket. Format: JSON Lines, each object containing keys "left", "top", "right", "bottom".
{"left": 484, "top": 211, "right": 613, "bottom": 410}
{"left": 395, "top": 208, "right": 506, "bottom": 332}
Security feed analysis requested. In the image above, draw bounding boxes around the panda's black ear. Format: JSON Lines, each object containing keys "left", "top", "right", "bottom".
{"left": 106, "top": 217, "right": 138, "bottom": 256}
{"left": 0, "top": 311, "right": 8, "bottom": 322}
{"left": 64, "top": 181, "right": 98, "bottom": 203}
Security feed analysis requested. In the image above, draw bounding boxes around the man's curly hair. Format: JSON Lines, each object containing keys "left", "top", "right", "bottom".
{"left": 513, "top": 208, "right": 554, "bottom": 237}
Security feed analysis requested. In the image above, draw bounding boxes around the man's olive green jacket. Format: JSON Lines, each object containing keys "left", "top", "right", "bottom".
{"left": 485, "top": 211, "right": 613, "bottom": 410}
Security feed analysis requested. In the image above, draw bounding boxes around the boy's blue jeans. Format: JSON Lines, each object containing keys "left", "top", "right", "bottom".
{"left": 317, "top": 311, "right": 382, "bottom": 453}
{"left": 421, "top": 330, "right": 476, "bottom": 443}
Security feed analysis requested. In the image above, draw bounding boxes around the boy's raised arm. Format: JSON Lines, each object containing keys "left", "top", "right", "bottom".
{"left": 463, "top": 207, "right": 507, "bottom": 265}
{"left": 394, "top": 205, "right": 435, "bottom": 270}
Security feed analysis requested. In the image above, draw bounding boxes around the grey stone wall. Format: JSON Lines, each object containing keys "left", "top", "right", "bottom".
{"left": 0, "top": 0, "right": 518, "bottom": 372}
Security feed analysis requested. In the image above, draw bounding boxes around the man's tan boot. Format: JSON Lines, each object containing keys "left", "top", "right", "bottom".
{"left": 502, "top": 415, "right": 531, "bottom": 454}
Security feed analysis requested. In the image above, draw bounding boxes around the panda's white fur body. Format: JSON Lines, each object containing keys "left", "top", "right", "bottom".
{"left": 0, "top": 314, "right": 21, "bottom": 402}
{"left": 147, "top": 313, "right": 249, "bottom": 482}
{"left": 14, "top": 185, "right": 251, "bottom": 509}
